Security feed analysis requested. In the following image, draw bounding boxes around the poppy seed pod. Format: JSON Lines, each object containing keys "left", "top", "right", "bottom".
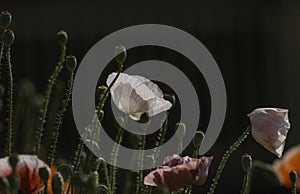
{"left": 114, "top": 45, "right": 127, "bottom": 66}
{"left": 2, "top": 29, "right": 15, "bottom": 47}
{"left": 138, "top": 112, "right": 150, "bottom": 124}
{"left": 65, "top": 55, "right": 77, "bottom": 72}
{"left": 193, "top": 131, "right": 204, "bottom": 148}
{"left": 175, "top": 122, "right": 186, "bottom": 139}
{"left": 248, "top": 108, "right": 290, "bottom": 158}
{"left": 56, "top": 30, "right": 68, "bottom": 46}
{"left": 0, "top": 11, "right": 12, "bottom": 29}
{"left": 52, "top": 172, "right": 64, "bottom": 194}
{"left": 241, "top": 153, "right": 252, "bottom": 172}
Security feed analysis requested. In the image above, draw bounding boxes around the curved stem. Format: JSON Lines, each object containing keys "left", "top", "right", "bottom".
{"left": 5, "top": 47, "right": 13, "bottom": 156}
{"left": 240, "top": 171, "right": 249, "bottom": 194}
{"left": 207, "top": 126, "right": 251, "bottom": 194}
{"left": 34, "top": 44, "right": 66, "bottom": 155}
{"left": 48, "top": 71, "right": 74, "bottom": 167}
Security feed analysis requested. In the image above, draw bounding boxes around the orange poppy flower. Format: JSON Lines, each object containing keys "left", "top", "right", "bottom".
{"left": 273, "top": 145, "right": 300, "bottom": 190}
{"left": 0, "top": 154, "right": 49, "bottom": 194}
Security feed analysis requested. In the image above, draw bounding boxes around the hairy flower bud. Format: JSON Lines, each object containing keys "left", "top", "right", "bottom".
{"left": 57, "top": 30, "right": 68, "bottom": 46}
{"left": 0, "top": 11, "right": 12, "bottom": 29}
{"left": 241, "top": 153, "right": 252, "bottom": 172}
{"left": 2, "top": 29, "right": 15, "bottom": 47}
{"left": 65, "top": 55, "right": 77, "bottom": 72}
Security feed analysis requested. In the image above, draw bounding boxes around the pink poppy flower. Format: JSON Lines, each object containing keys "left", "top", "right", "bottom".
{"left": 0, "top": 155, "right": 49, "bottom": 194}
{"left": 144, "top": 154, "right": 213, "bottom": 191}
{"left": 248, "top": 108, "right": 290, "bottom": 157}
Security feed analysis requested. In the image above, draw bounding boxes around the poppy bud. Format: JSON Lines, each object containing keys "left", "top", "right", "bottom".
{"left": 164, "top": 94, "right": 176, "bottom": 108}
{"left": 65, "top": 55, "right": 77, "bottom": 72}
{"left": 2, "top": 29, "right": 15, "bottom": 47}
{"left": 289, "top": 170, "right": 297, "bottom": 186}
{"left": 8, "top": 154, "right": 19, "bottom": 171}
{"left": 193, "top": 131, "right": 204, "bottom": 148}
{"left": 97, "top": 110, "right": 104, "bottom": 122}
{"left": 138, "top": 112, "right": 150, "bottom": 124}
{"left": 52, "top": 172, "right": 64, "bottom": 194}
{"left": 175, "top": 122, "right": 186, "bottom": 139}
{"left": 0, "top": 177, "right": 10, "bottom": 193}
{"left": 0, "top": 11, "right": 12, "bottom": 29}
{"left": 144, "top": 154, "right": 155, "bottom": 169}
{"left": 57, "top": 30, "right": 68, "bottom": 46}
{"left": 241, "top": 153, "right": 252, "bottom": 172}
{"left": 114, "top": 45, "right": 126, "bottom": 67}
{"left": 38, "top": 166, "right": 50, "bottom": 184}
{"left": 97, "top": 85, "right": 107, "bottom": 100}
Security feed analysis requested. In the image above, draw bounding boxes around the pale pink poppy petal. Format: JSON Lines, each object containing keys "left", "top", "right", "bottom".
{"left": 248, "top": 108, "right": 290, "bottom": 158}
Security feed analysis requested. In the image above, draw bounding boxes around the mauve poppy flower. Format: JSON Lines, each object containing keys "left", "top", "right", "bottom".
{"left": 273, "top": 145, "right": 300, "bottom": 190}
{"left": 248, "top": 108, "right": 290, "bottom": 158}
{"left": 0, "top": 155, "right": 49, "bottom": 194}
{"left": 107, "top": 72, "right": 172, "bottom": 121}
{"left": 143, "top": 154, "right": 213, "bottom": 191}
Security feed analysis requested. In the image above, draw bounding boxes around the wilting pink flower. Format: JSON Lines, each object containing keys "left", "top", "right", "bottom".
{"left": 273, "top": 145, "right": 300, "bottom": 190}
{"left": 0, "top": 155, "right": 49, "bottom": 194}
{"left": 143, "top": 155, "right": 213, "bottom": 191}
{"left": 107, "top": 72, "right": 172, "bottom": 121}
{"left": 248, "top": 108, "right": 290, "bottom": 158}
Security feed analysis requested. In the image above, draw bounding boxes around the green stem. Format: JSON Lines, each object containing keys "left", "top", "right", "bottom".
{"left": 103, "top": 161, "right": 112, "bottom": 194}
{"left": 154, "top": 112, "right": 169, "bottom": 159}
{"left": 6, "top": 47, "right": 13, "bottom": 156}
{"left": 184, "top": 147, "right": 199, "bottom": 194}
{"left": 48, "top": 71, "right": 74, "bottom": 167}
{"left": 240, "top": 171, "right": 249, "bottom": 194}
{"left": 110, "top": 127, "right": 124, "bottom": 193}
{"left": 0, "top": 42, "right": 4, "bottom": 80}
{"left": 34, "top": 44, "right": 66, "bottom": 155}
{"left": 136, "top": 125, "right": 147, "bottom": 194}
{"left": 207, "top": 125, "right": 251, "bottom": 194}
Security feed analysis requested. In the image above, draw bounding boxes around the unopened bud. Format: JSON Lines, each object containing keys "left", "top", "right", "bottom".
{"left": 289, "top": 170, "right": 297, "bottom": 185}
{"left": 0, "top": 11, "right": 12, "bottom": 29}
{"left": 175, "top": 122, "right": 186, "bottom": 139}
{"left": 52, "top": 172, "right": 64, "bottom": 194}
{"left": 57, "top": 30, "right": 68, "bottom": 46}
{"left": 114, "top": 45, "right": 126, "bottom": 66}
{"left": 241, "top": 153, "right": 252, "bottom": 172}
{"left": 193, "top": 131, "right": 204, "bottom": 148}
{"left": 39, "top": 166, "right": 50, "bottom": 183}
{"left": 2, "top": 29, "right": 15, "bottom": 47}
{"left": 65, "top": 55, "right": 77, "bottom": 72}
{"left": 164, "top": 94, "right": 176, "bottom": 108}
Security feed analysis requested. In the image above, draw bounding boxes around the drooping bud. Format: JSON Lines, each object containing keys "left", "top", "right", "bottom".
{"left": 241, "top": 153, "right": 252, "bottom": 172}
{"left": 0, "top": 11, "right": 12, "bottom": 29}
{"left": 56, "top": 30, "right": 68, "bottom": 46}
{"left": 2, "top": 29, "right": 15, "bottom": 47}
{"left": 114, "top": 45, "right": 126, "bottom": 67}
{"left": 192, "top": 131, "right": 204, "bottom": 148}
{"left": 175, "top": 122, "right": 186, "bottom": 139}
{"left": 52, "top": 172, "right": 64, "bottom": 194}
{"left": 65, "top": 55, "right": 77, "bottom": 72}
{"left": 144, "top": 154, "right": 155, "bottom": 169}
{"left": 164, "top": 94, "right": 176, "bottom": 108}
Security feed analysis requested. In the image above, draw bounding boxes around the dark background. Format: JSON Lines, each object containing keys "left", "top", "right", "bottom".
{"left": 1, "top": 0, "right": 300, "bottom": 193}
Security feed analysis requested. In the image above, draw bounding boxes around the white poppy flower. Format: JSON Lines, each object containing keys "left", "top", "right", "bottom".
{"left": 248, "top": 108, "right": 291, "bottom": 158}
{"left": 106, "top": 72, "right": 172, "bottom": 121}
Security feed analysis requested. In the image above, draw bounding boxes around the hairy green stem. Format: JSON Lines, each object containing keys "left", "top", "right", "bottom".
{"left": 136, "top": 125, "right": 147, "bottom": 194}
{"left": 103, "top": 161, "right": 112, "bottom": 194}
{"left": 207, "top": 126, "right": 251, "bottom": 194}
{"left": 154, "top": 112, "right": 169, "bottom": 159}
{"left": 0, "top": 42, "right": 4, "bottom": 80}
{"left": 6, "top": 47, "right": 13, "bottom": 156}
{"left": 34, "top": 44, "right": 66, "bottom": 155}
{"left": 48, "top": 71, "right": 74, "bottom": 167}
{"left": 110, "top": 127, "right": 124, "bottom": 193}
{"left": 240, "top": 171, "right": 249, "bottom": 194}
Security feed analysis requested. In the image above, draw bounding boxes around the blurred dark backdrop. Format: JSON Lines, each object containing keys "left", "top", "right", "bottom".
{"left": 1, "top": 0, "right": 300, "bottom": 193}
